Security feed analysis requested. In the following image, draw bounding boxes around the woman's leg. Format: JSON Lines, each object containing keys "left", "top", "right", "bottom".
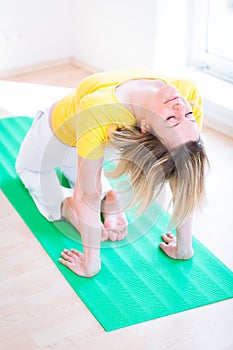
{"left": 16, "top": 109, "right": 73, "bottom": 221}
{"left": 17, "top": 168, "right": 65, "bottom": 221}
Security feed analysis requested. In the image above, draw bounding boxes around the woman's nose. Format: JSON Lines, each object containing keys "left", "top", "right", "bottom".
{"left": 172, "top": 100, "right": 185, "bottom": 117}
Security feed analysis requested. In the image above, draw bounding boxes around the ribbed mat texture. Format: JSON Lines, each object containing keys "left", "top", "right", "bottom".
{"left": 1, "top": 117, "right": 233, "bottom": 332}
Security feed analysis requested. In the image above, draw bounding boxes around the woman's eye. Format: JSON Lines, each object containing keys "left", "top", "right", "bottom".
{"left": 167, "top": 116, "right": 175, "bottom": 121}
{"left": 185, "top": 111, "right": 193, "bottom": 118}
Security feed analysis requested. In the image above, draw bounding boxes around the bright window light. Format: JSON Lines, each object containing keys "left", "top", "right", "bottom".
{"left": 192, "top": 0, "right": 233, "bottom": 83}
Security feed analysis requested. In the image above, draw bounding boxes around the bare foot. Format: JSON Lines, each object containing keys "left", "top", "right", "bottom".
{"left": 61, "top": 196, "right": 109, "bottom": 242}
{"left": 101, "top": 189, "right": 128, "bottom": 242}
{"left": 61, "top": 197, "right": 80, "bottom": 229}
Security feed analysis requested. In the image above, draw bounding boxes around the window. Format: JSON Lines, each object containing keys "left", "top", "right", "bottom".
{"left": 191, "top": 0, "right": 233, "bottom": 83}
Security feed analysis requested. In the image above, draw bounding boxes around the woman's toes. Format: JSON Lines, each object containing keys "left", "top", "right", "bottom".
{"left": 108, "top": 230, "right": 118, "bottom": 241}
{"left": 101, "top": 225, "right": 108, "bottom": 242}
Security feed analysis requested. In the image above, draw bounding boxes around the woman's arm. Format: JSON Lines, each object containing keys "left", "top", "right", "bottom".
{"left": 59, "top": 155, "right": 103, "bottom": 277}
{"left": 159, "top": 213, "right": 194, "bottom": 259}
{"left": 159, "top": 180, "right": 194, "bottom": 260}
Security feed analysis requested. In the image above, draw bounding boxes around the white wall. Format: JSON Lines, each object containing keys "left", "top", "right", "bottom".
{"left": 0, "top": 0, "right": 73, "bottom": 74}
{"left": 1, "top": 0, "right": 193, "bottom": 76}
{"left": 72, "top": 0, "right": 156, "bottom": 70}
{"left": 71, "top": 0, "right": 191, "bottom": 73}
{"left": 153, "top": 0, "right": 190, "bottom": 73}
{"left": 0, "top": 0, "right": 191, "bottom": 74}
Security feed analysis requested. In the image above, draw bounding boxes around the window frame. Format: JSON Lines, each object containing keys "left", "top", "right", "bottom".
{"left": 189, "top": 0, "right": 233, "bottom": 83}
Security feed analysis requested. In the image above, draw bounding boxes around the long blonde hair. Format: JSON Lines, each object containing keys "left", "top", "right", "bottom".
{"left": 107, "top": 125, "right": 209, "bottom": 229}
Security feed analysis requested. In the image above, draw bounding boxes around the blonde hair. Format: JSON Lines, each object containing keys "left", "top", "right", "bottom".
{"left": 108, "top": 125, "right": 209, "bottom": 229}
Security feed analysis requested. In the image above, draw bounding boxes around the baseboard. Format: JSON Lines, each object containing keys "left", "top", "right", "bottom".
{"left": 0, "top": 57, "right": 73, "bottom": 79}
{"left": 0, "top": 57, "right": 100, "bottom": 79}
{"left": 71, "top": 57, "right": 100, "bottom": 73}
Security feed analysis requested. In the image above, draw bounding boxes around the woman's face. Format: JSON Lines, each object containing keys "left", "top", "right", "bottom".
{"left": 147, "top": 84, "right": 200, "bottom": 148}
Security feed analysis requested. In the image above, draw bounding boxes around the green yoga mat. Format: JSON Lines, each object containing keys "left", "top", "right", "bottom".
{"left": 1, "top": 117, "right": 233, "bottom": 332}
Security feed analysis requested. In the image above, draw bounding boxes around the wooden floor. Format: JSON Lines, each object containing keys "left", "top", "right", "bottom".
{"left": 1, "top": 65, "right": 233, "bottom": 350}
{"left": 5, "top": 64, "right": 92, "bottom": 88}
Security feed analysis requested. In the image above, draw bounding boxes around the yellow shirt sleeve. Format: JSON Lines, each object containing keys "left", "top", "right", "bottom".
{"left": 189, "top": 82, "right": 204, "bottom": 130}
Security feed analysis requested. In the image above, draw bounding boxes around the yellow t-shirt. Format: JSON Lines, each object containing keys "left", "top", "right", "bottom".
{"left": 51, "top": 68, "right": 203, "bottom": 160}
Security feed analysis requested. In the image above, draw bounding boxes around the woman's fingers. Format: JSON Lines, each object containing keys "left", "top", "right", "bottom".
{"left": 159, "top": 241, "right": 167, "bottom": 251}
{"left": 60, "top": 250, "right": 74, "bottom": 263}
{"left": 167, "top": 232, "right": 174, "bottom": 238}
{"left": 70, "top": 249, "right": 83, "bottom": 257}
{"left": 161, "top": 233, "right": 175, "bottom": 244}
{"left": 59, "top": 257, "right": 73, "bottom": 267}
{"left": 59, "top": 249, "right": 83, "bottom": 264}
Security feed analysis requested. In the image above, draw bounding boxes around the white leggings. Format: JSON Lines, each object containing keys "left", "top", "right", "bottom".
{"left": 15, "top": 108, "right": 111, "bottom": 221}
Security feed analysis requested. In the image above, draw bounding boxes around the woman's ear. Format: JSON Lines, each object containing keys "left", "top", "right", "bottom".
{"left": 140, "top": 119, "right": 149, "bottom": 134}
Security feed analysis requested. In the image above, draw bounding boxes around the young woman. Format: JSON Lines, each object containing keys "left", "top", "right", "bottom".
{"left": 16, "top": 68, "right": 209, "bottom": 277}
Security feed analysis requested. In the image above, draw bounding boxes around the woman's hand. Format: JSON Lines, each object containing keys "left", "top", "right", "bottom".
{"left": 59, "top": 249, "right": 101, "bottom": 277}
{"left": 159, "top": 233, "right": 194, "bottom": 260}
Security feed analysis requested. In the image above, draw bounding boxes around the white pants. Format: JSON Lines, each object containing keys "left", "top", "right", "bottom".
{"left": 15, "top": 108, "right": 111, "bottom": 221}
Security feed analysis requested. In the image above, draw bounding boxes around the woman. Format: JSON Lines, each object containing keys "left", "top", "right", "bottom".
{"left": 16, "top": 68, "right": 209, "bottom": 277}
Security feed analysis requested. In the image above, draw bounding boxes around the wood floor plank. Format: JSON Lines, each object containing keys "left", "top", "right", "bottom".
{"left": 5, "top": 64, "right": 91, "bottom": 88}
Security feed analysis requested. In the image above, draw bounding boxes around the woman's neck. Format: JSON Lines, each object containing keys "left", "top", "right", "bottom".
{"left": 115, "top": 78, "right": 165, "bottom": 125}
